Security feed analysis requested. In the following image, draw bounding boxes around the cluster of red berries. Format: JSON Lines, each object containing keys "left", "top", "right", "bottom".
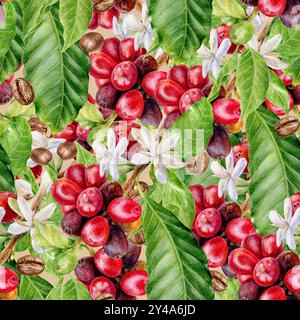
{"left": 51, "top": 162, "right": 148, "bottom": 300}
{"left": 189, "top": 184, "right": 300, "bottom": 300}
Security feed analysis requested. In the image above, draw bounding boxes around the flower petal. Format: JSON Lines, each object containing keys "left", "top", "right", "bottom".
{"left": 8, "top": 222, "right": 30, "bottom": 235}
{"left": 284, "top": 197, "right": 293, "bottom": 223}
{"left": 114, "top": 137, "right": 128, "bottom": 159}
{"left": 290, "top": 207, "right": 300, "bottom": 229}
{"left": 210, "top": 29, "right": 219, "bottom": 54}
{"left": 159, "top": 132, "right": 180, "bottom": 154}
{"left": 140, "top": 127, "right": 156, "bottom": 155}
{"left": 92, "top": 140, "right": 108, "bottom": 159}
{"left": 109, "top": 162, "right": 119, "bottom": 181}
{"left": 36, "top": 203, "right": 56, "bottom": 222}
{"left": 225, "top": 150, "right": 235, "bottom": 174}
{"left": 141, "top": 3, "right": 148, "bottom": 23}
{"left": 131, "top": 152, "right": 151, "bottom": 165}
{"left": 123, "top": 13, "right": 142, "bottom": 34}
{"left": 107, "top": 128, "right": 116, "bottom": 153}
{"left": 197, "top": 44, "right": 212, "bottom": 60}
{"left": 227, "top": 178, "right": 238, "bottom": 202}
{"left": 261, "top": 34, "right": 282, "bottom": 55}
{"left": 155, "top": 164, "right": 168, "bottom": 184}
{"left": 218, "top": 179, "right": 227, "bottom": 198}
{"left": 143, "top": 30, "right": 153, "bottom": 51}
{"left": 247, "top": 36, "right": 259, "bottom": 52}
{"left": 161, "top": 152, "right": 185, "bottom": 169}
{"left": 31, "top": 131, "right": 47, "bottom": 148}
{"left": 202, "top": 59, "right": 212, "bottom": 78}
{"left": 276, "top": 228, "right": 285, "bottom": 247}
{"left": 269, "top": 210, "right": 286, "bottom": 228}
{"left": 27, "top": 158, "right": 37, "bottom": 168}
{"left": 211, "top": 59, "right": 220, "bottom": 79}
{"left": 216, "top": 38, "right": 231, "bottom": 58}
{"left": 134, "top": 32, "right": 143, "bottom": 50}
{"left": 100, "top": 158, "right": 109, "bottom": 177}
{"left": 232, "top": 158, "right": 248, "bottom": 180}
{"left": 31, "top": 239, "right": 44, "bottom": 254}
{"left": 211, "top": 161, "right": 228, "bottom": 179}
{"left": 15, "top": 179, "right": 33, "bottom": 197}
{"left": 286, "top": 227, "right": 296, "bottom": 250}
{"left": 17, "top": 197, "right": 33, "bottom": 224}
{"left": 48, "top": 138, "right": 65, "bottom": 156}
{"left": 263, "top": 54, "right": 289, "bottom": 70}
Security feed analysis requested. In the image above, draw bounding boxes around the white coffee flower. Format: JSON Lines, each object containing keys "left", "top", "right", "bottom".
{"left": 211, "top": 150, "right": 247, "bottom": 202}
{"left": 27, "top": 131, "right": 65, "bottom": 168}
{"left": 130, "top": 127, "right": 185, "bottom": 184}
{"left": 112, "top": 16, "right": 129, "bottom": 40}
{"left": 0, "top": 207, "right": 5, "bottom": 223}
{"left": 247, "top": 34, "right": 289, "bottom": 70}
{"left": 92, "top": 128, "right": 128, "bottom": 181}
{"left": 269, "top": 198, "right": 300, "bottom": 250}
{"left": 123, "top": 3, "right": 154, "bottom": 51}
{"left": 197, "top": 29, "right": 232, "bottom": 79}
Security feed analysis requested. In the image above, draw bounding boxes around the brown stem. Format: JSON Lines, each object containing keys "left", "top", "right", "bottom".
{"left": 0, "top": 235, "right": 23, "bottom": 266}
{"left": 123, "top": 165, "right": 148, "bottom": 195}
{"left": 225, "top": 72, "right": 237, "bottom": 97}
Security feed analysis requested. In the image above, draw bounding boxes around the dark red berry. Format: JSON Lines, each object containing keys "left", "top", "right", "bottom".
{"left": 64, "top": 163, "right": 86, "bottom": 189}
{"left": 81, "top": 216, "right": 109, "bottom": 247}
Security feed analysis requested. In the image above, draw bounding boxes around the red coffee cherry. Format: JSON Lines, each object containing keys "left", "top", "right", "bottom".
{"left": 119, "top": 270, "right": 148, "bottom": 296}
{"left": 232, "top": 141, "right": 249, "bottom": 174}
{"left": 0, "top": 267, "right": 19, "bottom": 294}
{"left": 111, "top": 61, "right": 138, "bottom": 91}
{"left": 52, "top": 178, "right": 83, "bottom": 205}
{"left": 94, "top": 248, "right": 122, "bottom": 278}
{"left": 261, "top": 234, "right": 283, "bottom": 258}
{"left": 194, "top": 208, "right": 222, "bottom": 238}
{"left": 89, "top": 276, "right": 117, "bottom": 300}
{"left": 179, "top": 88, "right": 204, "bottom": 114}
{"left": 188, "top": 184, "right": 205, "bottom": 210}
{"left": 277, "top": 251, "right": 300, "bottom": 273}
{"left": 216, "top": 24, "right": 237, "bottom": 54}
{"left": 54, "top": 121, "right": 78, "bottom": 141}
{"left": 85, "top": 164, "right": 106, "bottom": 188}
{"left": 107, "top": 197, "right": 142, "bottom": 223}
{"left": 237, "top": 274, "right": 253, "bottom": 284}
{"left": 89, "top": 52, "right": 117, "bottom": 79}
{"left": 203, "top": 185, "right": 225, "bottom": 209}
{"left": 253, "top": 257, "right": 280, "bottom": 287}
{"left": 119, "top": 38, "right": 138, "bottom": 62}
{"left": 88, "top": 11, "right": 99, "bottom": 30}
{"left": 284, "top": 265, "right": 300, "bottom": 293}
{"left": 168, "top": 65, "right": 189, "bottom": 90}
{"left": 273, "top": 69, "right": 293, "bottom": 86}
{"left": 228, "top": 248, "right": 259, "bottom": 275}
{"left": 116, "top": 90, "right": 144, "bottom": 120}
{"left": 212, "top": 98, "right": 241, "bottom": 124}
{"left": 259, "top": 286, "right": 286, "bottom": 300}
{"left": 225, "top": 218, "right": 255, "bottom": 245}
{"left": 64, "top": 163, "right": 86, "bottom": 189}
{"left": 76, "top": 124, "right": 91, "bottom": 142}
{"left": 97, "top": 7, "right": 120, "bottom": 29}
{"left": 290, "top": 192, "right": 300, "bottom": 214}
{"left": 77, "top": 187, "right": 103, "bottom": 217}
{"left": 241, "top": 234, "right": 263, "bottom": 259}
{"left": 141, "top": 71, "right": 167, "bottom": 97}
{"left": 202, "top": 236, "right": 228, "bottom": 268}
{"left": 81, "top": 216, "right": 109, "bottom": 247}
{"left": 155, "top": 79, "right": 185, "bottom": 107}
{"left": 75, "top": 257, "right": 98, "bottom": 284}
{"left": 265, "top": 93, "right": 294, "bottom": 116}
{"left": 187, "top": 65, "right": 209, "bottom": 89}
{"left": 0, "top": 192, "right": 17, "bottom": 223}
{"left": 101, "top": 37, "right": 121, "bottom": 62}
{"left": 258, "top": 0, "right": 286, "bottom": 17}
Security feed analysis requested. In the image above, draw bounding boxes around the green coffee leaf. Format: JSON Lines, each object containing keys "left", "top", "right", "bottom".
{"left": 23, "top": 0, "right": 58, "bottom": 38}
{"left": 19, "top": 275, "right": 53, "bottom": 300}
{"left": 59, "top": 0, "right": 93, "bottom": 51}
{"left": 76, "top": 142, "right": 97, "bottom": 166}
{"left": 61, "top": 279, "right": 91, "bottom": 300}
{"left": 0, "top": 2, "right": 16, "bottom": 68}
{"left": 266, "top": 70, "right": 290, "bottom": 114}
{"left": 246, "top": 107, "right": 300, "bottom": 234}
{"left": 0, "top": 116, "right": 32, "bottom": 176}
{"left": 23, "top": 4, "right": 90, "bottom": 133}
{"left": 215, "top": 279, "right": 240, "bottom": 300}
{"left": 142, "top": 197, "right": 213, "bottom": 300}
{"left": 213, "top": 0, "right": 246, "bottom": 19}
{"left": 0, "top": 146, "right": 14, "bottom": 192}
{"left": 150, "top": 169, "right": 195, "bottom": 228}
{"left": 76, "top": 102, "right": 105, "bottom": 129}
{"left": 3, "top": 101, "right": 35, "bottom": 118}
{"left": 148, "top": 0, "right": 212, "bottom": 64}
{"left": 0, "top": 0, "right": 23, "bottom": 83}
{"left": 286, "top": 58, "right": 300, "bottom": 85}
{"left": 172, "top": 98, "right": 214, "bottom": 157}
{"left": 236, "top": 48, "right": 269, "bottom": 119}
{"left": 46, "top": 278, "right": 64, "bottom": 300}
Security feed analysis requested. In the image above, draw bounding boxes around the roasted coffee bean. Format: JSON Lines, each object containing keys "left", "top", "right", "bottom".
{"left": 17, "top": 255, "right": 45, "bottom": 276}
{"left": 93, "top": 0, "right": 115, "bottom": 12}
{"left": 80, "top": 32, "right": 104, "bottom": 52}
{"left": 274, "top": 116, "right": 300, "bottom": 137}
{"left": 211, "top": 270, "right": 227, "bottom": 292}
{"left": 57, "top": 141, "right": 77, "bottom": 160}
{"left": 28, "top": 117, "right": 48, "bottom": 134}
{"left": 31, "top": 147, "right": 53, "bottom": 165}
{"left": 12, "top": 78, "right": 35, "bottom": 105}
